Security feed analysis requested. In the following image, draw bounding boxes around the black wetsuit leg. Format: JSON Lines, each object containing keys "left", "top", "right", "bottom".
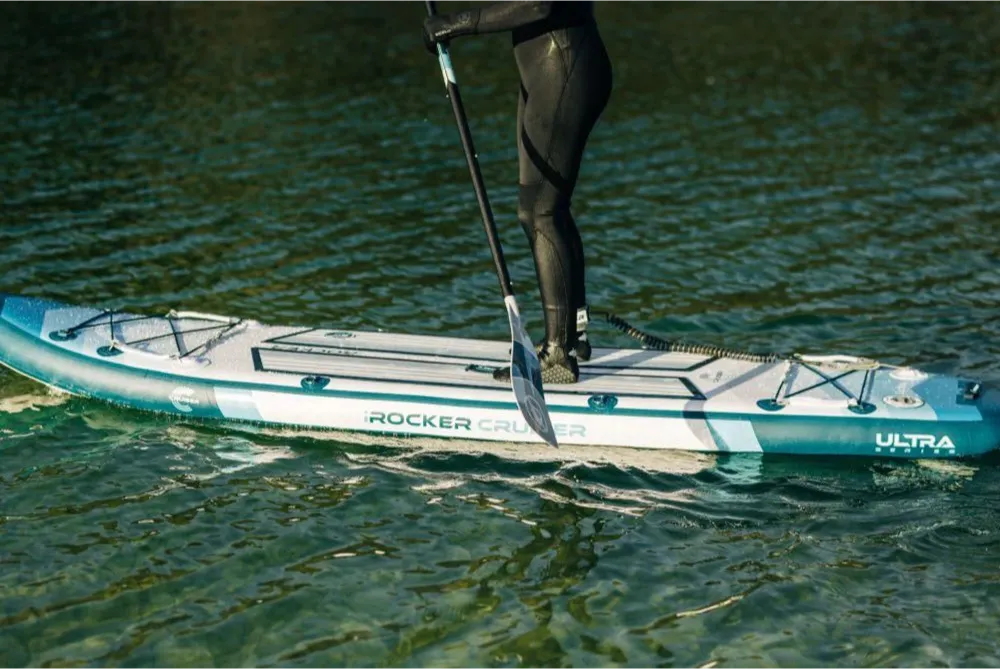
{"left": 514, "top": 22, "right": 612, "bottom": 349}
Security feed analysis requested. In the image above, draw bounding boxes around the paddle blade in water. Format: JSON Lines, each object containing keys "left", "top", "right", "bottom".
{"left": 504, "top": 296, "right": 558, "bottom": 448}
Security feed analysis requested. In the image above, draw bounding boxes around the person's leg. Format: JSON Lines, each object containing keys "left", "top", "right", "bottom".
{"left": 496, "top": 27, "right": 611, "bottom": 383}
{"left": 518, "top": 27, "right": 611, "bottom": 354}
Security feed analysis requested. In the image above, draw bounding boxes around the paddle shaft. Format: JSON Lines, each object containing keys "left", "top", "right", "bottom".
{"left": 424, "top": 1, "right": 514, "bottom": 299}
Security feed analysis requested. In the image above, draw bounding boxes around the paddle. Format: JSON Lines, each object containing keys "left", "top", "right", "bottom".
{"left": 423, "top": 0, "right": 558, "bottom": 448}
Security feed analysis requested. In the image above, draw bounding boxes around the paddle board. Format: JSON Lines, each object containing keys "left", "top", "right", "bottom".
{"left": 1, "top": 294, "right": 997, "bottom": 459}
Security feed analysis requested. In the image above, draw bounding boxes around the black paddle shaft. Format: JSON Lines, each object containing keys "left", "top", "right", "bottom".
{"left": 425, "top": 1, "right": 515, "bottom": 299}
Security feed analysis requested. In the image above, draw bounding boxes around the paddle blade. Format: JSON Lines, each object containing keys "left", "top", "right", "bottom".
{"left": 503, "top": 296, "right": 558, "bottom": 448}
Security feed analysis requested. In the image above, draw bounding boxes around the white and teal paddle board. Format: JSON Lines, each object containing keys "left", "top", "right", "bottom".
{"left": 1, "top": 294, "right": 997, "bottom": 459}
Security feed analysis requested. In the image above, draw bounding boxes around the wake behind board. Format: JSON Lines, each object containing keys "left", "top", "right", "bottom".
{"left": 0, "top": 294, "right": 997, "bottom": 459}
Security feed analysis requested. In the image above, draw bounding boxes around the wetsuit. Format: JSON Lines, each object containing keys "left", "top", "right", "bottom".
{"left": 424, "top": 1, "right": 612, "bottom": 382}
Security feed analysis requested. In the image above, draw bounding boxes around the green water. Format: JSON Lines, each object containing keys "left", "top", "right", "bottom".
{"left": 3, "top": 2, "right": 1000, "bottom": 666}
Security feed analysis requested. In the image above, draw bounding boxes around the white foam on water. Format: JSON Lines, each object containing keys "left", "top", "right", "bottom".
{"left": 235, "top": 424, "right": 725, "bottom": 515}
{"left": 412, "top": 479, "right": 466, "bottom": 493}
{"left": 199, "top": 436, "right": 300, "bottom": 477}
{"left": 0, "top": 391, "right": 70, "bottom": 414}
{"left": 914, "top": 458, "right": 978, "bottom": 478}
{"left": 253, "top": 424, "right": 719, "bottom": 475}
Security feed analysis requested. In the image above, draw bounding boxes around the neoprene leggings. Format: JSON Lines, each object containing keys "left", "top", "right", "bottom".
{"left": 514, "top": 21, "right": 612, "bottom": 346}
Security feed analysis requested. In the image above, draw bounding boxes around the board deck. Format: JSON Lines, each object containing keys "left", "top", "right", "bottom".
{"left": 1, "top": 294, "right": 998, "bottom": 459}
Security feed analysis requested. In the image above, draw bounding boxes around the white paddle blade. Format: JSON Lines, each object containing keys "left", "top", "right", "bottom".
{"left": 504, "top": 296, "right": 558, "bottom": 448}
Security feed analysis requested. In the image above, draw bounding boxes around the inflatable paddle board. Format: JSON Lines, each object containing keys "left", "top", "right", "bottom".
{"left": 1, "top": 294, "right": 997, "bottom": 459}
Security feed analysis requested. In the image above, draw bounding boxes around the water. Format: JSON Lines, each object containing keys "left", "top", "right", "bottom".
{"left": 2, "top": 2, "right": 1000, "bottom": 666}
